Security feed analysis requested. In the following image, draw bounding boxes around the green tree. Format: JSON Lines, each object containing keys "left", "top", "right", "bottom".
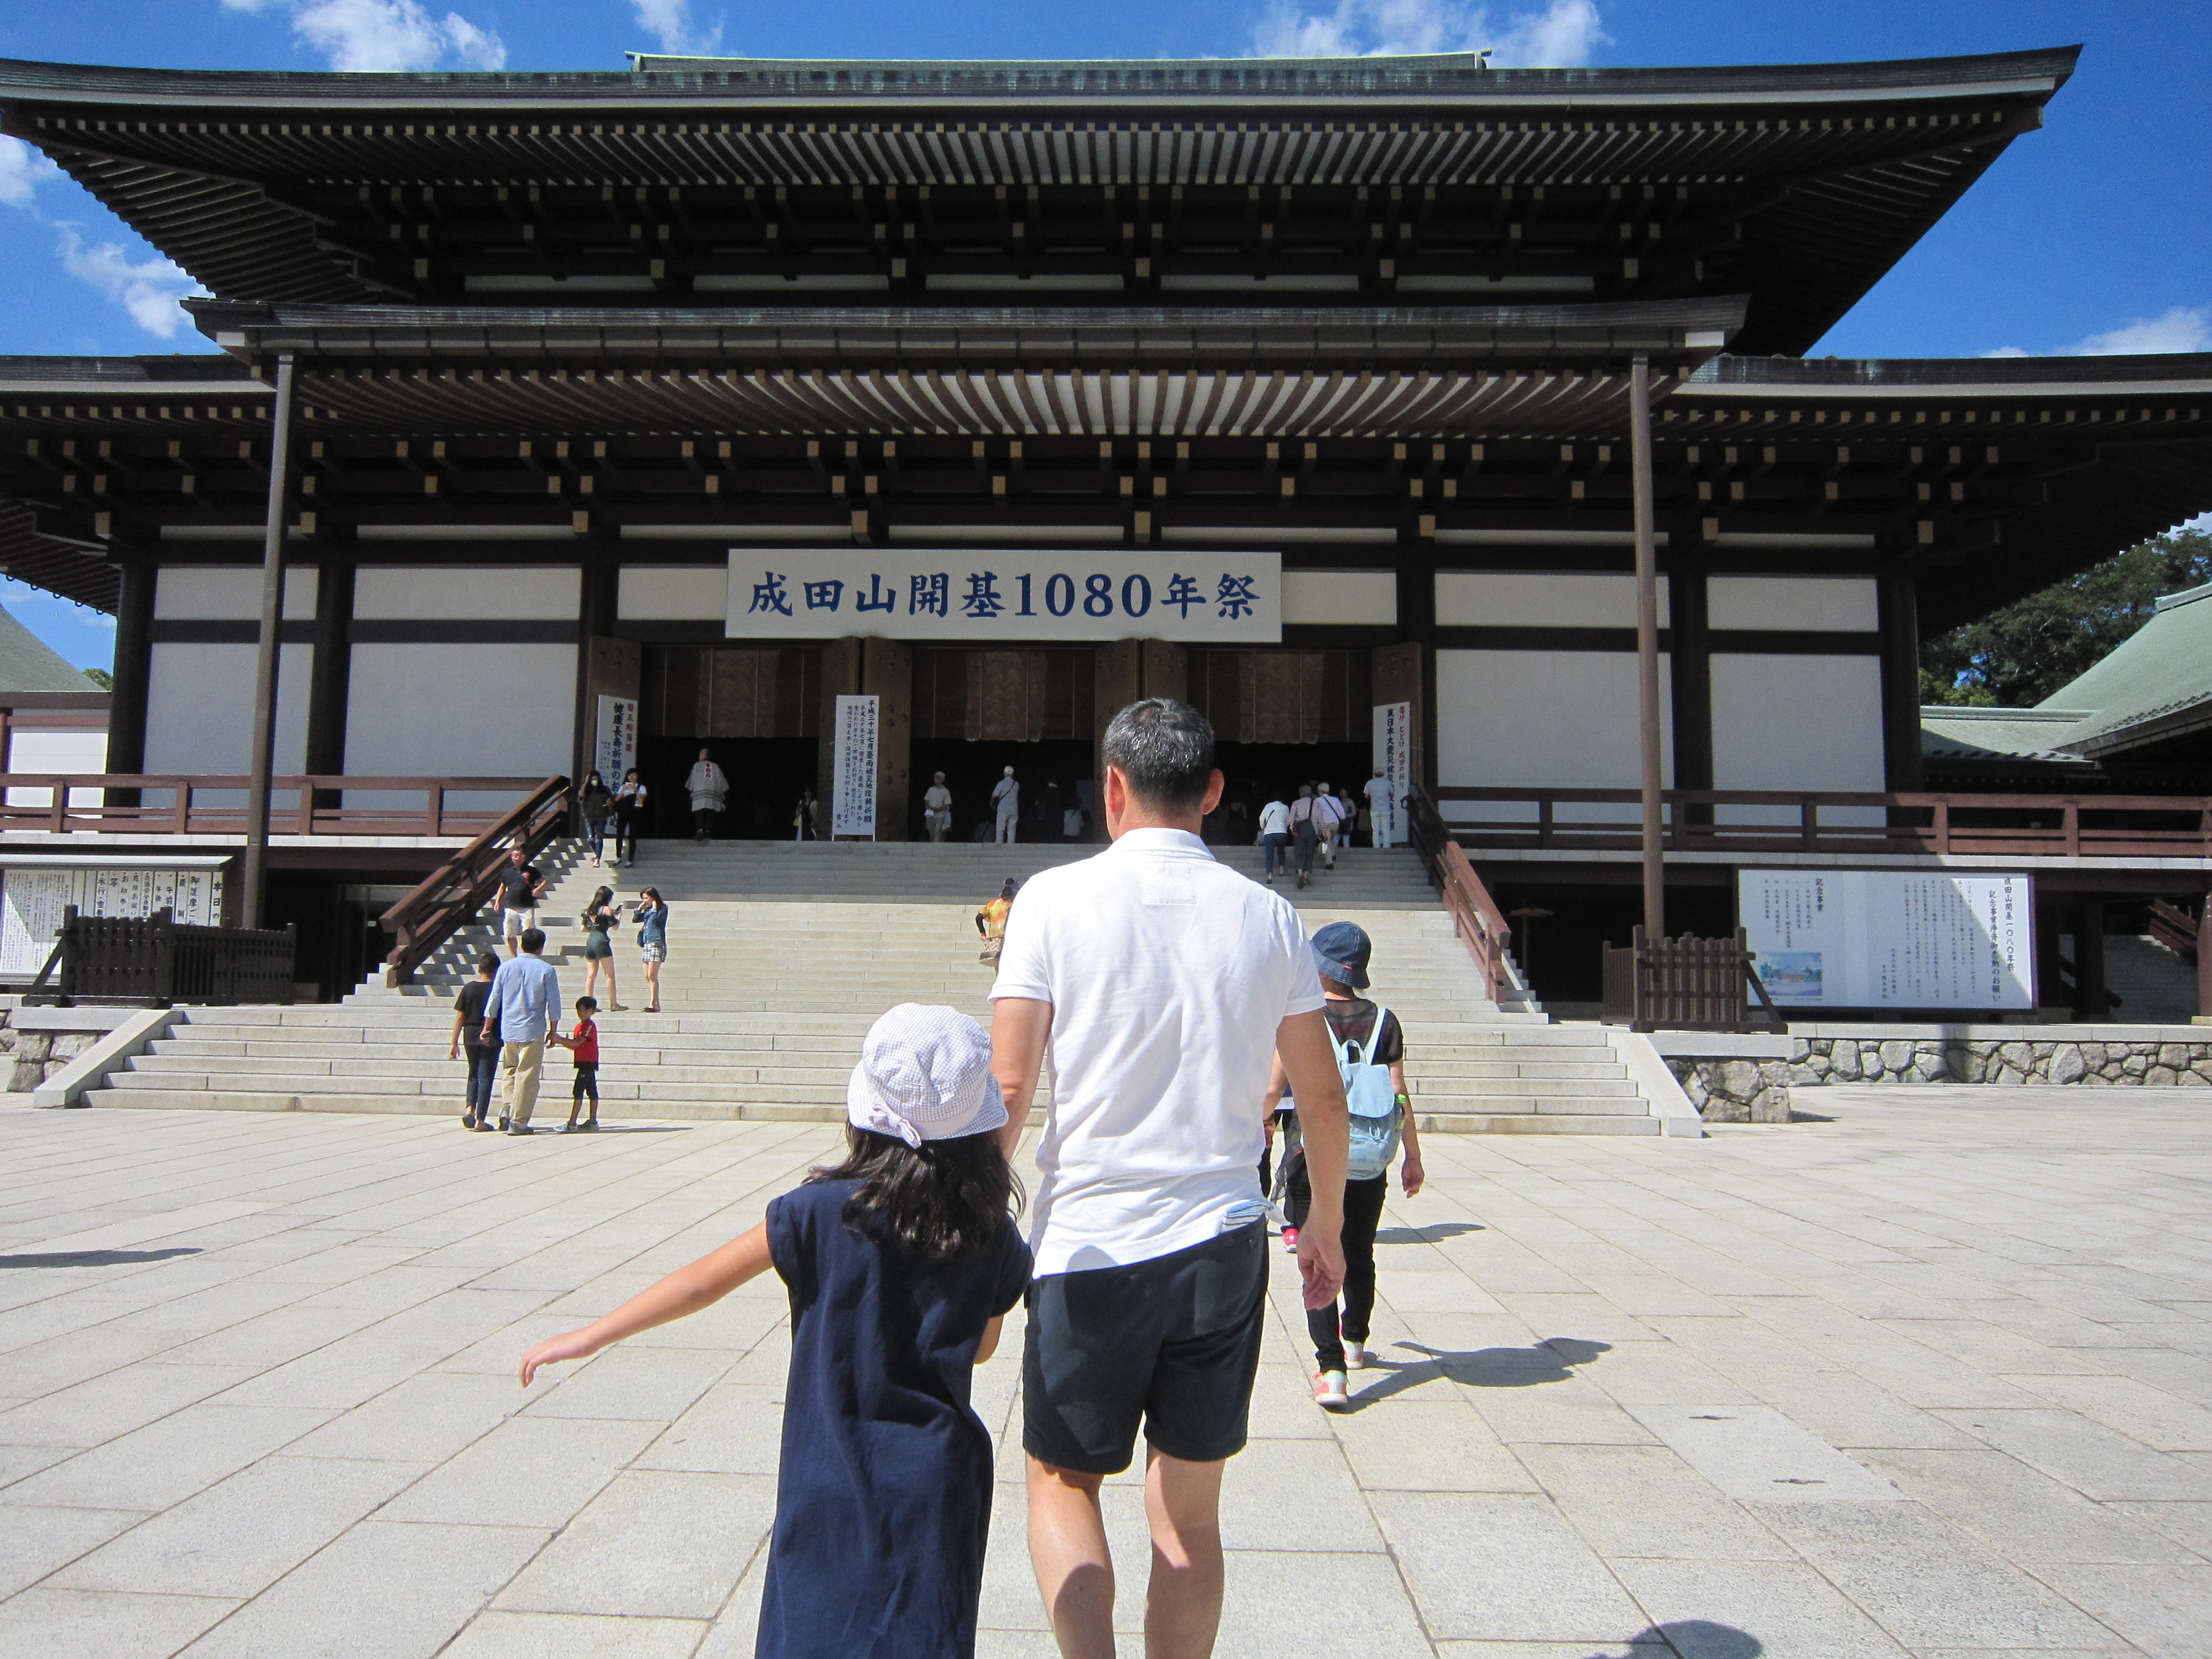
{"left": 81, "top": 667, "right": 112, "bottom": 691}
{"left": 1920, "top": 526, "right": 2212, "bottom": 707}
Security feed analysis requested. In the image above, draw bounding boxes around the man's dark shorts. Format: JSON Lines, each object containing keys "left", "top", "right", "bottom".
{"left": 1022, "top": 1220, "right": 1269, "bottom": 1475}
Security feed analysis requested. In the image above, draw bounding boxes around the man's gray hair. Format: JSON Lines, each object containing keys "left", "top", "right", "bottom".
{"left": 1101, "top": 699, "right": 1215, "bottom": 810}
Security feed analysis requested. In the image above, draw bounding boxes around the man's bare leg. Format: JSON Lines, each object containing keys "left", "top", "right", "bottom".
{"left": 1028, "top": 1455, "right": 1116, "bottom": 1659}
{"left": 1144, "top": 1448, "right": 1227, "bottom": 1659}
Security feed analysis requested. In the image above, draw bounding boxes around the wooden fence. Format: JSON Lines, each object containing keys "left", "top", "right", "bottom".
{"left": 1601, "top": 926, "right": 1787, "bottom": 1034}
{"left": 0, "top": 775, "right": 558, "bottom": 838}
{"left": 1431, "top": 786, "right": 2212, "bottom": 860}
{"left": 24, "top": 905, "right": 295, "bottom": 1007}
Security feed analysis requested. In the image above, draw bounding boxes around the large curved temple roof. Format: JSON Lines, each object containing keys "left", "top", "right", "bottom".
{"left": 0, "top": 46, "right": 2077, "bottom": 356}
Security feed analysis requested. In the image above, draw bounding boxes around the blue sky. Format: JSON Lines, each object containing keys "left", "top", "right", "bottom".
{"left": 0, "top": 1, "right": 2205, "bottom": 669}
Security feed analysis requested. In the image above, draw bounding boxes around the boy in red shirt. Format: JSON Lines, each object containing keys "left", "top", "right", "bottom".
{"left": 551, "top": 996, "right": 601, "bottom": 1133}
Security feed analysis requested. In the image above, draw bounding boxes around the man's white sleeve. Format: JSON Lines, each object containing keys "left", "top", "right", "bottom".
{"left": 1280, "top": 907, "right": 1327, "bottom": 1017}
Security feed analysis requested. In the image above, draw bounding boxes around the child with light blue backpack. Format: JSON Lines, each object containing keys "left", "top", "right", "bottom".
{"left": 1262, "top": 920, "right": 1425, "bottom": 1410}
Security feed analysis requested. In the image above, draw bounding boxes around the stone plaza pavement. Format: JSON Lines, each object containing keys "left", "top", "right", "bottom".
{"left": 2, "top": 1091, "right": 2211, "bottom": 1658}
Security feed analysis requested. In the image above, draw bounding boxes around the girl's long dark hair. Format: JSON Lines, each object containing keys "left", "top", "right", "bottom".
{"left": 810, "top": 1128, "right": 1024, "bottom": 1262}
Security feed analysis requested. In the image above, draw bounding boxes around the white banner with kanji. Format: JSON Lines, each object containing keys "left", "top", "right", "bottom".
{"left": 830, "top": 695, "right": 879, "bottom": 839}
{"left": 727, "top": 549, "right": 1280, "bottom": 643}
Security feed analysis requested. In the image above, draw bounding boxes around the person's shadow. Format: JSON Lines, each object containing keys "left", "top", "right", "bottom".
{"left": 1373, "top": 1221, "right": 1484, "bottom": 1245}
{"left": 1345, "top": 1335, "right": 1610, "bottom": 1408}
{"left": 0, "top": 1247, "right": 202, "bottom": 1269}
{"left": 1592, "top": 1623, "right": 1762, "bottom": 1658}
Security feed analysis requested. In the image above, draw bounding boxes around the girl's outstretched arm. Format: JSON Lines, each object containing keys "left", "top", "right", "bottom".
{"left": 975, "top": 1315, "right": 1006, "bottom": 1365}
{"left": 519, "top": 1220, "right": 772, "bottom": 1386}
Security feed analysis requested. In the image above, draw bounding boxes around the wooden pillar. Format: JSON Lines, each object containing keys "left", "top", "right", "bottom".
{"left": 105, "top": 555, "right": 155, "bottom": 777}
{"left": 241, "top": 351, "right": 298, "bottom": 931}
{"left": 1139, "top": 639, "right": 1187, "bottom": 703}
{"left": 572, "top": 559, "right": 620, "bottom": 787}
{"left": 862, "top": 637, "right": 912, "bottom": 840}
{"left": 1371, "top": 640, "right": 1425, "bottom": 795}
{"left": 1668, "top": 565, "right": 1713, "bottom": 805}
{"left": 304, "top": 559, "right": 353, "bottom": 783}
{"left": 1877, "top": 567, "right": 1924, "bottom": 792}
{"left": 1629, "top": 352, "right": 1665, "bottom": 942}
{"left": 2198, "top": 893, "right": 2212, "bottom": 1024}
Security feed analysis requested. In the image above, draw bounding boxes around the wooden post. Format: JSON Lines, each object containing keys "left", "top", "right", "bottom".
{"left": 241, "top": 352, "right": 297, "bottom": 931}
{"left": 2198, "top": 895, "right": 2211, "bottom": 1024}
{"left": 1629, "top": 352, "right": 1665, "bottom": 942}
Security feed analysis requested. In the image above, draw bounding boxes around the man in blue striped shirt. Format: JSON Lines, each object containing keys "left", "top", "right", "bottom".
{"left": 481, "top": 927, "right": 560, "bottom": 1135}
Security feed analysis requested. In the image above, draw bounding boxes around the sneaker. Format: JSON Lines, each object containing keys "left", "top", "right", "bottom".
{"left": 1312, "top": 1370, "right": 1350, "bottom": 1411}
{"left": 507, "top": 1125, "right": 534, "bottom": 1136}
{"left": 497, "top": 1116, "right": 510, "bottom": 1133}
{"left": 1344, "top": 1343, "right": 1371, "bottom": 1370}
{"left": 580, "top": 1120, "right": 600, "bottom": 1131}
{"left": 1281, "top": 1225, "right": 1300, "bottom": 1254}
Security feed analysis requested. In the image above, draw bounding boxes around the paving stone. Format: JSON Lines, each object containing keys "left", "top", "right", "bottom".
{"left": 48, "top": 1455, "right": 424, "bottom": 1599}
{"left": 441, "top": 1611, "right": 711, "bottom": 1658}
{"left": 521, "top": 1345, "right": 740, "bottom": 1424}
{"left": 379, "top": 1416, "right": 662, "bottom": 1527}
{"left": 1515, "top": 1443, "right": 1796, "bottom": 1561}
{"left": 0, "top": 1586, "right": 239, "bottom": 1658}
{"left": 1864, "top": 1448, "right": 2204, "bottom": 1565}
{"left": 0, "top": 1504, "right": 148, "bottom": 1599}
{"left": 1609, "top": 1558, "right": 1911, "bottom": 1657}
{"left": 0, "top": 1361, "right": 260, "bottom": 1448}
{"left": 1935, "top": 1407, "right": 2212, "bottom": 1501}
{"left": 177, "top": 1521, "right": 549, "bottom": 1659}
{"left": 3, "top": 1404, "right": 334, "bottom": 1512}
{"left": 1370, "top": 1490, "right": 1646, "bottom": 1642}
{"left": 631, "top": 1383, "right": 784, "bottom": 1476}
{"left": 2028, "top": 1562, "right": 2212, "bottom": 1659}
{"left": 1329, "top": 1398, "right": 1540, "bottom": 1493}
{"left": 495, "top": 1470, "right": 773, "bottom": 1620}
{"left": 1210, "top": 1549, "right": 1433, "bottom": 1658}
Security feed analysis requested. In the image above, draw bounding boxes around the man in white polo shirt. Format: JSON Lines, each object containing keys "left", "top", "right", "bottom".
{"left": 991, "top": 698, "right": 1350, "bottom": 1659}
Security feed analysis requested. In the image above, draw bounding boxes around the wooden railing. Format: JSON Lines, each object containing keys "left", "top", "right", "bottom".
{"left": 1406, "top": 782, "right": 1517, "bottom": 1006}
{"left": 0, "top": 775, "right": 560, "bottom": 838}
{"left": 1431, "top": 787, "right": 2212, "bottom": 860}
{"left": 2150, "top": 898, "right": 2202, "bottom": 964}
{"left": 1601, "top": 926, "right": 1786, "bottom": 1034}
{"left": 23, "top": 905, "right": 295, "bottom": 1008}
{"left": 378, "top": 776, "right": 573, "bottom": 987}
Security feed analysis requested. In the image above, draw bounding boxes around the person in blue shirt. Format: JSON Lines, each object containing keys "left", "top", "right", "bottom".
{"left": 520, "top": 1003, "right": 1030, "bottom": 1659}
{"left": 480, "top": 927, "right": 560, "bottom": 1134}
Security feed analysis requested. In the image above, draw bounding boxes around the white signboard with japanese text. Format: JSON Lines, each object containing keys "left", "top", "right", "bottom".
{"left": 727, "top": 549, "right": 1281, "bottom": 643}
{"left": 593, "top": 696, "right": 638, "bottom": 786}
{"left": 1739, "top": 869, "right": 2033, "bottom": 1011}
{"left": 1, "top": 867, "right": 225, "bottom": 976}
{"left": 830, "top": 695, "right": 879, "bottom": 839}
{"left": 1372, "top": 701, "right": 1412, "bottom": 847}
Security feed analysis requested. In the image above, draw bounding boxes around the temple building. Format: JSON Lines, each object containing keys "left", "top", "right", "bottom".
{"left": 0, "top": 43, "right": 2205, "bottom": 1005}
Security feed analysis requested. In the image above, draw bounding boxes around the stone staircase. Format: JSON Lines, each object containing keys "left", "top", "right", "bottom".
{"left": 87, "top": 838, "right": 1661, "bottom": 1135}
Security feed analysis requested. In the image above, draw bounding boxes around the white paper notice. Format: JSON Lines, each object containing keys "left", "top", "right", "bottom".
{"left": 1371, "top": 701, "right": 1412, "bottom": 846}
{"left": 830, "top": 695, "right": 879, "bottom": 838}
{"left": 1739, "top": 869, "right": 2033, "bottom": 1010}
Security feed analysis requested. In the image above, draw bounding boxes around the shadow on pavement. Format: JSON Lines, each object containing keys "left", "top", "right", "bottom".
{"left": 1374, "top": 1221, "right": 1483, "bottom": 1244}
{"left": 0, "top": 1247, "right": 204, "bottom": 1269}
{"left": 1346, "top": 1335, "right": 1611, "bottom": 1407}
{"left": 1616, "top": 1621, "right": 1762, "bottom": 1657}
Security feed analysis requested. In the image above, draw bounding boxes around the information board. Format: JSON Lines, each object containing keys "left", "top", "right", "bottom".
{"left": 728, "top": 549, "right": 1281, "bottom": 643}
{"left": 0, "top": 867, "right": 225, "bottom": 976}
{"left": 1738, "top": 869, "right": 2033, "bottom": 1010}
{"left": 830, "top": 695, "right": 879, "bottom": 839}
{"left": 593, "top": 695, "right": 638, "bottom": 786}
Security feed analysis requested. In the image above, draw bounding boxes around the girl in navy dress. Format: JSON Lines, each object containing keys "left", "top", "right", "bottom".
{"left": 520, "top": 1003, "right": 1031, "bottom": 1658}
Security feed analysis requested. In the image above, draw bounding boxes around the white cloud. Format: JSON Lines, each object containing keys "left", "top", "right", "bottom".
{"left": 53, "top": 226, "right": 197, "bottom": 338}
{"left": 223, "top": 0, "right": 506, "bottom": 71}
{"left": 1253, "top": 0, "right": 1603, "bottom": 62}
{"left": 0, "top": 136, "right": 59, "bottom": 207}
{"left": 1983, "top": 305, "right": 2210, "bottom": 361}
{"left": 634, "top": 0, "right": 724, "bottom": 55}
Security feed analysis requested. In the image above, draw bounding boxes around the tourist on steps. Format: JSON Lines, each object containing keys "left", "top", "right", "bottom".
{"left": 550, "top": 995, "right": 601, "bottom": 1133}
{"left": 992, "top": 765, "right": 1020, "bottom": 843}
{"left": 519, "top": 1001, "right": 1030, "bottom": 1659}
{"left": 635, "top": 888, "right": 667, "bottom": 1014}
{"left": 988, "top": 697, "right": 1349, "bottom": 1659}
{"left": 577, "top": 770, "right": 614, "bottom": 867}
{"left": 1289, "top": 784, "right": 1321, "bottom": 890}
{"left": 612, "top": 769, "right": 645, "bottom": 866}
{"left": 975, "top": 878, "right": 1017, "bottom": 967}
{"left": 1313, "top": 781, "right": 1345, "bottom": 870}
{"left": 481, "top": 928, "right": 559, "bottom": 1135}
{"left": 1365, "top": 768, "right": 1397, "bottom": 851}
{"left": 686, "top": 748, "right": 728, "bottom": 843}
{"left": 578, "top": 885, "right": 627, "bottom": 1011}
{"left": 1258, "top": 791, "right": 1292, "bottom": 883}
{"left": 924, "top": 771, "right": 953, "bottom": 842}
{"left": 1262, "top": 921, "right": 1424, "bottom": 1412}
{"left": 495, "top": 846, "right": 546, "bottom": 959}
{"left": 449, "top": 952, "right": 502, "bottom": 1131}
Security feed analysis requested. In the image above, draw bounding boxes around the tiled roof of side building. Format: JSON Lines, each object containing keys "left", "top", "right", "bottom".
{"left": 0, "top": 601, "right": 101, "bottom": 693}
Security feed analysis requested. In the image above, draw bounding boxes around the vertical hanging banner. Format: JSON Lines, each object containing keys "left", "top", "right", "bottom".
{"left": 1372, "top": 701, "right": 1413, "bottom": 846}
{"left": 831, "top": 695, "right": 879, "bottom": 839}
{"left": 594, "top": 696, "right": 638, "bottom": 784}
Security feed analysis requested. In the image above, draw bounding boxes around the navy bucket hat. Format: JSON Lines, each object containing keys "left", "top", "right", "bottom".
{"left": 1310, "top": 921, "right": 1372, "bottom": 990}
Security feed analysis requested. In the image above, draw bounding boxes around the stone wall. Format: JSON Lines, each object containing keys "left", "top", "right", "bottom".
{"left": 1793, "top": 1036, "right": 2212, "bottom": 1087}
{"left": 0, "top": 1011, "right": 101, "bottom": 1092}
{"left": 1665, "top": 1057, "right": 1792, "bottom": 1123}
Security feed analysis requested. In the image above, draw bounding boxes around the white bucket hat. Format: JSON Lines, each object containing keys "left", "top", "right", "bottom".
{"left": 846, "top": 1003, "right": 1006, "bottom": 1149}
